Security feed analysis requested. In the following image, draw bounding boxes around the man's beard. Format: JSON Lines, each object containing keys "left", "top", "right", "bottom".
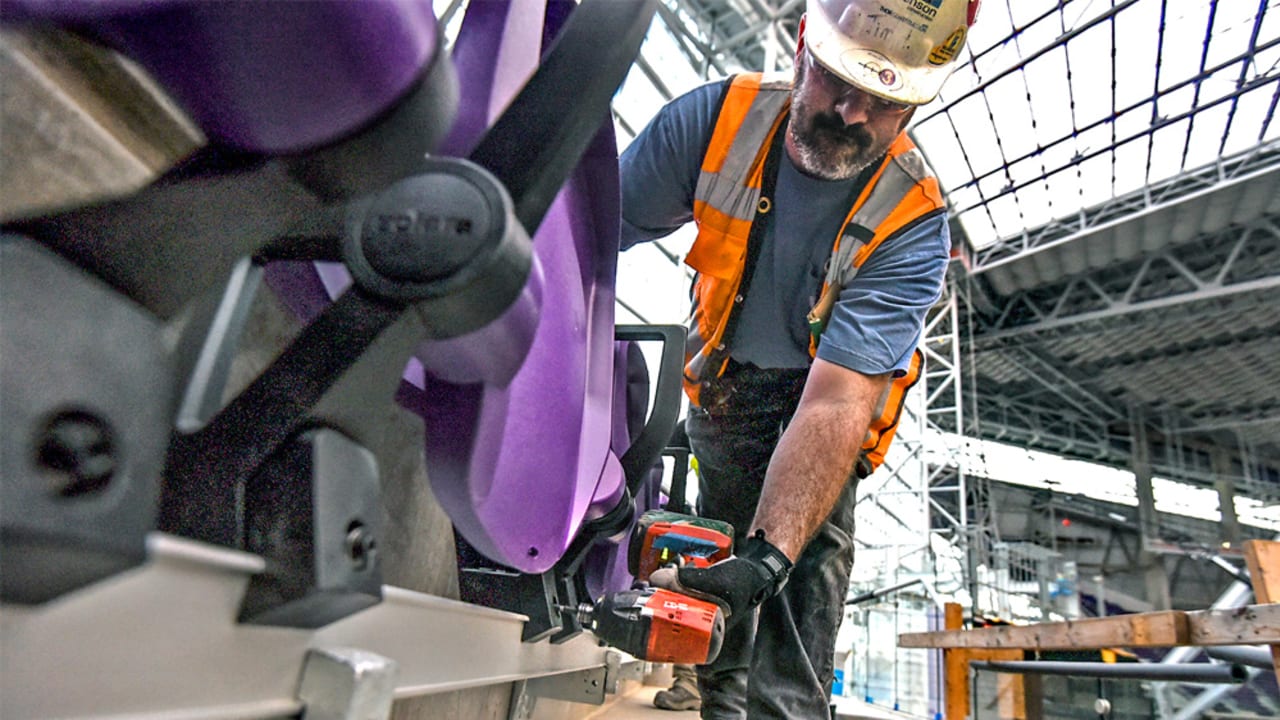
{"left": 787, "top": 101, "right": 882, "bottom": 181}
{"left": 783, "top": 98, "right": 885, "bottom": 179}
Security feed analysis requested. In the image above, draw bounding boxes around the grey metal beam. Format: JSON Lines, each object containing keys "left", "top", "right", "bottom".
{"left": 971, "top": 660, "right": 1247, "bottom": 684}
{"left": 1, "top": 534, "right": 618, "bottom": 720}
{"left": 1207, "top": 645, "right": 1276, "bottom": 671}
{"left": 654, "top": 2, "right": 729, "bottom": 77}
{"left": 968, "top": 403, "right": 1280, "bottom": 499}
{"left": 966, "top": 402, "right": 1120, "bottom": 462}
{"left": 1181, "top": 411, "right": 1280, "bottom": 434}
{"left": 980, "top": 274, "right": 1280, "bottom": 344}
{"left": 1134, "top": 406, "right": 1173, "bottom": 611}
{"left": 995, "top": 347, "right": 1122, "bottom": 422}
{"left": 633, "top": 53, "right": 674, "bottom": 102}
{"left": 973, "top": 213, "right": 1280, "bottom": 342}
{"left": 1167, "top": 674, "right": 1259, "bottom": 720}
{"left": 656, "top": 0, "right": 802, "bottom": 75}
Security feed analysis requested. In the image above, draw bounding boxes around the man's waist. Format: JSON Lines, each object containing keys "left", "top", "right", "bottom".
{"left": 722, "top": 357, "right": 806, "bottom": 378}
{"left": 701, "top": 358, "right": 807, "bottom": 414}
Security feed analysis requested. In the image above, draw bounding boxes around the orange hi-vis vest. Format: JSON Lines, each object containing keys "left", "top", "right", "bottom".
{"left": 683, "top": 72, "right": 945, "bottom": 476}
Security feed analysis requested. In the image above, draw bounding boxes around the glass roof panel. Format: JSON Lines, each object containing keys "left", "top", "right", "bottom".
{"left": 910, "top": 0, "right": 1280, "bottom": 251}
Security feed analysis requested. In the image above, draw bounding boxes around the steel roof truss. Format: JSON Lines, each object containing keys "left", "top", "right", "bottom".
{"left": 978, "top": 214, "right": 1280, "bottom": 341}
{"left": 999, "top": 347, "right": 1121, "bottom": 423}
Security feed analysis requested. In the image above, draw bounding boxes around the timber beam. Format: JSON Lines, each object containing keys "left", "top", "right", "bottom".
{"left": 900, "top": 602, "right": 1280, "bottom": 650}
{"left": 1243, "top": 540, "right": 1280, "bottom": 681}
{"left": 911, "top": 542, "right": 1280, "bottom": 718}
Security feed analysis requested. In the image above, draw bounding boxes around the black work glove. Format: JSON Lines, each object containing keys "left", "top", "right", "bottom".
{"left": 649, "top": 530, "right": 792, "bottom": 625}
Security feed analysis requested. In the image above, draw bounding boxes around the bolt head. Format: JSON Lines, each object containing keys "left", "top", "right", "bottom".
{"left": 344, "top": 524, "right": 377, "bottom": 570}
{"left": 36, "top": 410, "right": 116, "bottom": 498}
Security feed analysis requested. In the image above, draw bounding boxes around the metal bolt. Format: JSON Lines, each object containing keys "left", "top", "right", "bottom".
{"left": 345, "top": 523, "right": 377, "bottom": 570}
{"left": 37, "top": 410, "right": 116, "bottom": 498}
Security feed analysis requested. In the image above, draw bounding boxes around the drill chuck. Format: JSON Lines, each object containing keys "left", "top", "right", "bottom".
{"left": 568, "top": 602, "right": 595, "bottom": 628}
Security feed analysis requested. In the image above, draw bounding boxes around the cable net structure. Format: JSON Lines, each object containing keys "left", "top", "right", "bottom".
{"left": 913, "top": 0, "right": 1280, "bottom": 262}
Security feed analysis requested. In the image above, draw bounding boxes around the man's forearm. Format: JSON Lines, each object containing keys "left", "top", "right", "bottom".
{"left": 748, "top": 359, "right": 890, "bottom": 561}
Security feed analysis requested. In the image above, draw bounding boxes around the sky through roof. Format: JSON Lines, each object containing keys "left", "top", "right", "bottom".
{"left": 914, "top": 0, "right": 1280, "bottom": 251}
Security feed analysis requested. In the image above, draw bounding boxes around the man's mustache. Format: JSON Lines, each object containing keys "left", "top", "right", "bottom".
{"left": 811, "top": 112, "right": 872, "bottom": 148}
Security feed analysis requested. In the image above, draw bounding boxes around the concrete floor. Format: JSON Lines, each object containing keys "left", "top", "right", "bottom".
{"left": 589, "top": 685, "right": 915, "bottom": 720}
{"left": 588, "top": 685, "right": 697, "bottom": 719}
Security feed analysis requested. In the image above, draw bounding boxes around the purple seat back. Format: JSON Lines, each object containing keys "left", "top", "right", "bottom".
{"left": 581, "top": 341, "right": 664, "bottom": 599}
{"left": 269, "top": 0, "right": 639, "bottom": 578}
{"left": 406, "top": 0, "right": 631, "bottom": 574}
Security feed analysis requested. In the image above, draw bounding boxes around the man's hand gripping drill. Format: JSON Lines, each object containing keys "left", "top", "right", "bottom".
{"left": 649, "top": 529, "right": 792, "bottom": 627}
{"left": 575, "top": 512, "right": 791, "bottom": 666}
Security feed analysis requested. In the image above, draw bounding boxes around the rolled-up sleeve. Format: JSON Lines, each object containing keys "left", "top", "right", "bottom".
{"left": 815, "top": 213, "right": 951, "bottom": 376}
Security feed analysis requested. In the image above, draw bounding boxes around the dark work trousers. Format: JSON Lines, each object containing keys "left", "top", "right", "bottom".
{"left": 686, "top": 364, "right": 859, "bottom": 720}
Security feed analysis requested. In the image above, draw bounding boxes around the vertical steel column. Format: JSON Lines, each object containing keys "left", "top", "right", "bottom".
{"left": 866, "top": 275, "right": 967, "bottom": 577}
{"left": 762, "top": 16, "right": 779, "bottom": 71}
{"left": 1130, "top": 406, "right": 1172, "bottom": 610}
{"left": 1213, "top": 446, "right": 1243, "bottom": 548}
{"left": 855, "top": 274, "right": 968, "bottom": 716}
{"left": 926, "top": 276, "right": 970, "bottom": 595}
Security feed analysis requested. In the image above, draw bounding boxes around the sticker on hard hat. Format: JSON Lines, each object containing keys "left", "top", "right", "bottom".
{"left": 928, "top": 26, "right": 967, "bottom": 65}
{"left": 902, "top": 0, "right": 941, "bottom": 21}
{"left": 843, "top": 49, "right": 905, "bottom": 92}
{"left": 874, "top": 4, "right": 929, "bottom": 34}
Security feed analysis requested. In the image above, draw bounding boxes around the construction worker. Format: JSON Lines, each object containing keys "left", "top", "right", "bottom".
{"left": 622, "top": 0, "right": 980, "bottom": 717}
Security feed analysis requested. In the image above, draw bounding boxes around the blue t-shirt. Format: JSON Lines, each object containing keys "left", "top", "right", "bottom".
{"left": 620, "top": 79, "right": 949, "bottom": 376}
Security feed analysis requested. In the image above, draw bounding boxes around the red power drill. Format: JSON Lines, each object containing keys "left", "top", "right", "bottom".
{"left": 571, "top": 586, "right": 725, "bottom": 664}
{"left": 572, "top": 511, "right": 735, "bottom": 664}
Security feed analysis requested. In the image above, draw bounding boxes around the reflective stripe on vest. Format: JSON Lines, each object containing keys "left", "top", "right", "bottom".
{"left": 684, "top": 74, "right": 791, "bottom": 404}
{"left": 806, "top": 132, "right": 942, "bottom": 346}
{"left": 684, "top": 72, "right": 944, "bottom": 476}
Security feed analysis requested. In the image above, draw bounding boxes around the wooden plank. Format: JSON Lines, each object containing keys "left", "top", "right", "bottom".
{"left": 997, "top": 672, "right": 1025, "bottom": 720}
{"left": 1243, "top": 540, "right": 1280, "bottom": 684}
{"left": 1244, "top": 540, "right": 1280, "bottom": 602}
{"left": 902, "top": 603, "right": 1280, "bottom": 650}
{"left": 899, "top": 611, "right": 1189, "bottom": 650}
{"left": 944, "top": 603, "right": 968, "bottom": 720}
{"left": 1186, "top": 602, "right": 1280, "bottom": 646}
{"left": 0, "top": 27, "right": 201, "bottom": 221}
{"left": 968, "top": 649, "right": 1024, "bottom": 662}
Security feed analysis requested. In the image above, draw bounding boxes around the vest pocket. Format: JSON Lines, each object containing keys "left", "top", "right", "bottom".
{"left": 685, "top": 215, "right": 750, "bottom": 280}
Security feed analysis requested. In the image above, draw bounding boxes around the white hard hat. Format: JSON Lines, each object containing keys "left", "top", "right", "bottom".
{"left": 805, "top": 0, "right": 980, "bottom": 105}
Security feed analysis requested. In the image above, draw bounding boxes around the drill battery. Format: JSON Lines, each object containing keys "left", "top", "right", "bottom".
{"left": 628, "top": 510, "right": 734, "bottom": 582}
